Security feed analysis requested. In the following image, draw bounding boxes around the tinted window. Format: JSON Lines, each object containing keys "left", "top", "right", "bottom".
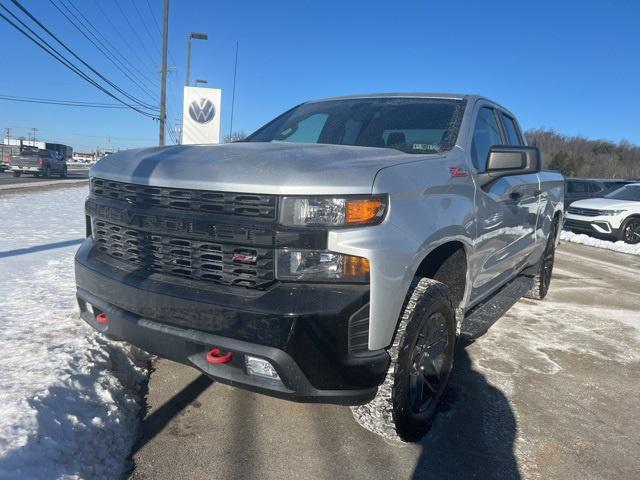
{"left": 567, "top": 181, "right": 588, "bottom": 193}
{"left": 279, "top": 113, "right": 328, "bottom": 143}
{"left": 471, "top": 107, "right": 502, "bottom": 171}
{"left": 500, "top": 113, "right": 522, "bottom": 145}
{"left": 605, "top": 185, "right": 640, "bottom": 201}
{"left": 246, "top": 98, "right": 467, "bottom": 154}
{"left": 589, "top": 182, "right": 603, "bottom": 193}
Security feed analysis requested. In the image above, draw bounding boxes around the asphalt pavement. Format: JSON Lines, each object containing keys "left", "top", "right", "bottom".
{"left": 130, "top": 242, "right": 640, "bottom": 480}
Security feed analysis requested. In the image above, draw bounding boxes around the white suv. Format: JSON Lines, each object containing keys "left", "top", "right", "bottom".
{"left": 565, "top": 182, "right": 640, "bottom": 244}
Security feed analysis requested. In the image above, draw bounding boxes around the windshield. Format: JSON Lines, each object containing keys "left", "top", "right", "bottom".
{"left": 605, "top": 184, "right": 640, "bottom": 201}
{"left": 245, "top": 97, "right": 466, "bottom": 154}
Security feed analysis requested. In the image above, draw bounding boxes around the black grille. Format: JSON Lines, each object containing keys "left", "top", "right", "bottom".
{"left": 91, "top": 178, "right": 277, "bottom": 219}
{"left": 564, "top": 219, "right": 593, "bottom": 231}
{"left": 92, "top": 219, "right": 274, "bottom": 288}
{"left": 567, "top": 207, "right": 603, "bottom": 217}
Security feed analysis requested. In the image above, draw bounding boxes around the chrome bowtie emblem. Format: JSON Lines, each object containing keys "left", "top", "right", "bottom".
{"left": 188, "top": 97, "right": 216, "bottom": 124}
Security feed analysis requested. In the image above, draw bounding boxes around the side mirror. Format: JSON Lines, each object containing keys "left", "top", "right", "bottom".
{"left": 477, "top": 146, "right": 541, "bottom": 188}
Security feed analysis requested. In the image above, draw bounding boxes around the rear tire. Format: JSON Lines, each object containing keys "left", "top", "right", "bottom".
{"left": 618, "top": 217, "right": 640, "bottom": 244}
{"left": 12, "top": 171, "right": 21, "bottom": 177}
{"left": 60, "top": 166, "right": 68, "bottom": 178}
{"left": 351, "top": 278, "right": 456, "bottom": 442}
{"left": 43, "top": 166, "right": 51, "bottom": 178}
{"left": 525, "top": 218, "right": 558, "bottom": 300}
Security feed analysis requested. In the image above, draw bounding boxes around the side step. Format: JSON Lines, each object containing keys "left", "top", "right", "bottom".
{"left": 460, "top": 275, "right": 534, "bottom": 341}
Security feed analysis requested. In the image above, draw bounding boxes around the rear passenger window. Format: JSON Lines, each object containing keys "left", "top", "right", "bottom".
{"left": 589, "top": 182, "right": 603, "bottom": 193}
{"left": 567, "top": 181, "right": 588, "bottom": 193}
{"left": 471, "top": 107, "right": 502, "bottom": 171}
{"left": 500, "top": 113, "right": 522, "bottom": 145}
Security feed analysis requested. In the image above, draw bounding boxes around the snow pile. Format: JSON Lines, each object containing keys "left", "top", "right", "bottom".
{"left": 0, "top": 186, "right": 148, "bottom": 479}
{"left": 560, "top": 230, "right": 640, "bottom": 256}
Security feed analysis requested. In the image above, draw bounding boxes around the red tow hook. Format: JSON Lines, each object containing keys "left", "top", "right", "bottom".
{"left": 96, "top": 312, "right": 109, "bottom": 324}
{"left": 206, "top": 348, "right": 233, "bottom": 364}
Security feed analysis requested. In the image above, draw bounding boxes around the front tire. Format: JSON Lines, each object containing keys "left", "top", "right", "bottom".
{"left": 392, "top": 278, "right": 456, "bottom": 441}
{"left": 60, "top": 166, "right": 68, "bottom": 178}
{"left": 618, "top": 217, "right": 640, "bottom": 244}
{"left": 12, "top": 171, "right": 21, "bottom": 177}
{"left": 351, "top": 278, "right": 456, "bottom": 442}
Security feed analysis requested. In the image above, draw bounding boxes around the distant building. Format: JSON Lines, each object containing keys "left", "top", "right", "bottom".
{"left": 72, "top": 151, "right": 97, "bottom": 163}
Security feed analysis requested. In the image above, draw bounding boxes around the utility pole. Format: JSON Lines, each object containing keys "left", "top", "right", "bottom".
{"left": 4, "top": 127, "right": 10, "bottom": 143}
{"left": 158, "top": 0, "right": 169, "bottom": 146}
{"left": 31, "top": 127, "right": 37, "bottom": 144}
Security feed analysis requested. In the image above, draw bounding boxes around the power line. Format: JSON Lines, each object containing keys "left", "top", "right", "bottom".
{"left": 113, "top": 0, "right": 157, "bottom": 67}
{"left": 0, "top": 94, "right": 128, "bottom": 108}
{"left": 65, "top": 0, "right": 159, "bottom": 89}
{"left": 145, "top": 0, "right": 178, "bottom": 74}
{"left": 0, "top": 3, "right": 157, "bottom": 118}
{"left": 92, "top": 0, "right": 157, "bottom": 76}
{"left": 9, "top": 0, "right": 158, "bottom": 111}
{"left": 5, "top": 124, "right": 156, "bottom": 143}
{"left": 132, "top": 0, "right": 161, "bottom": 57}
{"left": 50, "top": 0, "right": 159, "bottom": 101}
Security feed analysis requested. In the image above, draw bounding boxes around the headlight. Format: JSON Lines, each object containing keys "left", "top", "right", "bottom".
{"left": 599, "top": 209, "right": 626, "bottom": 216}
{"left": 279, "top": 196, "right": 386, "bottom": 227}
{"left": 276, "top": 249, "right": 369, "bottom": 282}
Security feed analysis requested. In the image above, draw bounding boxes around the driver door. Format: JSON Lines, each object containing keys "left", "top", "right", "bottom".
{"left": 470, "top": 106, "right": 539, "bottom": 303}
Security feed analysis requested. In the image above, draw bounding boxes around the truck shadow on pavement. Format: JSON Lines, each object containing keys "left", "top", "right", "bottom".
{"left": 412, "top": 340, "right": 520, "bottom": 480}
{"left": 131, "top": 374, "right": 213, "bottom": 456}
{"left": 128, "top": 339, "right": 520, "bottom": 480}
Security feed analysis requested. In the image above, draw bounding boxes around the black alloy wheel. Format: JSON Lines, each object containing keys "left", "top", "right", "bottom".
{"left": 622, "top": 218, "right": 640, "bottom": 244}
{"left": 407, "top": 311, "right": 451, "bottom": 414}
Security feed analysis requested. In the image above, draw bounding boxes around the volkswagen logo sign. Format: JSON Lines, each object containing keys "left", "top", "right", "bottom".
{"left": 189, "top": 97, "right": 216, "bottom": 124}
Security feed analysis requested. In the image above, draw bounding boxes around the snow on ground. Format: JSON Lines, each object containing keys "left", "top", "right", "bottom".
{"left": 560, "top": 229, "right": 640, "bottom": 256}
{"left": 0, "top": 186, "right": 148, "bottom": 480}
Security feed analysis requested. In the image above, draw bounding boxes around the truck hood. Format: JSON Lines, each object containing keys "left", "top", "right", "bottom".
{"left": 570, "top": 197, "right": 639, "bottom": 210}
{"left": 90, "top": 142, "right": 433, "bottom": 195}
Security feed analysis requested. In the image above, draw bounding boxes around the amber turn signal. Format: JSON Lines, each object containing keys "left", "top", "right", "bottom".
{"left": 346, "top": 198, "right": 385, "bottom": 225}
{"left": 343, "top": 255, "right": 370, "bottom": 279}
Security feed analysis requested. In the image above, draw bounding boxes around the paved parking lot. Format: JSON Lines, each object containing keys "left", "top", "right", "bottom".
{"left": 131, "top": 242, "right": 640, "bottom": 480}
{"left": 0, "top": 168, "right": 89, "bottom": 187}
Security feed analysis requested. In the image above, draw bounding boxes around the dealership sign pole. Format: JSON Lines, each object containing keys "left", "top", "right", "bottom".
{"left": 182, "top": 86, "right": 222, "bottom": 144}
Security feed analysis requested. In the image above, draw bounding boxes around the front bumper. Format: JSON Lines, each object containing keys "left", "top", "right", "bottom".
{"left": 75, "top": 239, "right": 389, "bottom": 405}
{"left": 564, "top": 215, "right": 622, "bottom": 237}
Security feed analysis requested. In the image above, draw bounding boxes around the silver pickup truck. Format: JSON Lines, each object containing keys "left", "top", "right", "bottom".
{"left": 75, "top": 93, "right": 563, "bottom": 441}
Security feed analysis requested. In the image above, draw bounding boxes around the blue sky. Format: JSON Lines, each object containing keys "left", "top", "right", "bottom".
{"left": 0, "top": 0, "right": 638, "bottom": 151}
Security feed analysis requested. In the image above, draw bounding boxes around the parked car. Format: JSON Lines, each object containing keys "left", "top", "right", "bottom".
{"left": 565, "top": 177, "right": 636, "bottom": 208}
{"left": 74, "top": 93, "right": 564, "bottom": 441}
{"left": 565, "top": 182, "right": 640, "bottom": 243}
{"left": 9, "top": 149, "right": 67, "bottom": 178}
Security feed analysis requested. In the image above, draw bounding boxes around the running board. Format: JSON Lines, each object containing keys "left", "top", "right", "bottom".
{"left": 460, "top": 275, "right": 534, "bottom": 341}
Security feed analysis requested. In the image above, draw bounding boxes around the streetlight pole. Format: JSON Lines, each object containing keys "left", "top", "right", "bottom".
{"left": 158, "top": 0, "right": 169, "bottom": 146}
{"left": 186, "top": 32, "right": 208, "bottom": 87}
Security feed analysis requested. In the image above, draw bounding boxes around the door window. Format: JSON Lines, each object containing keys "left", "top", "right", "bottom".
{"left": 589, "top": 182, "right": 603, "bottom": 193}
{"left": 500, "top": 113, "right": 523, "bottom": 145}
{"left": 567, "top": 181, "right": 588, "bottom": 193}
{"left": 471, "top": 107, "right": 503, "bottom": 171}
